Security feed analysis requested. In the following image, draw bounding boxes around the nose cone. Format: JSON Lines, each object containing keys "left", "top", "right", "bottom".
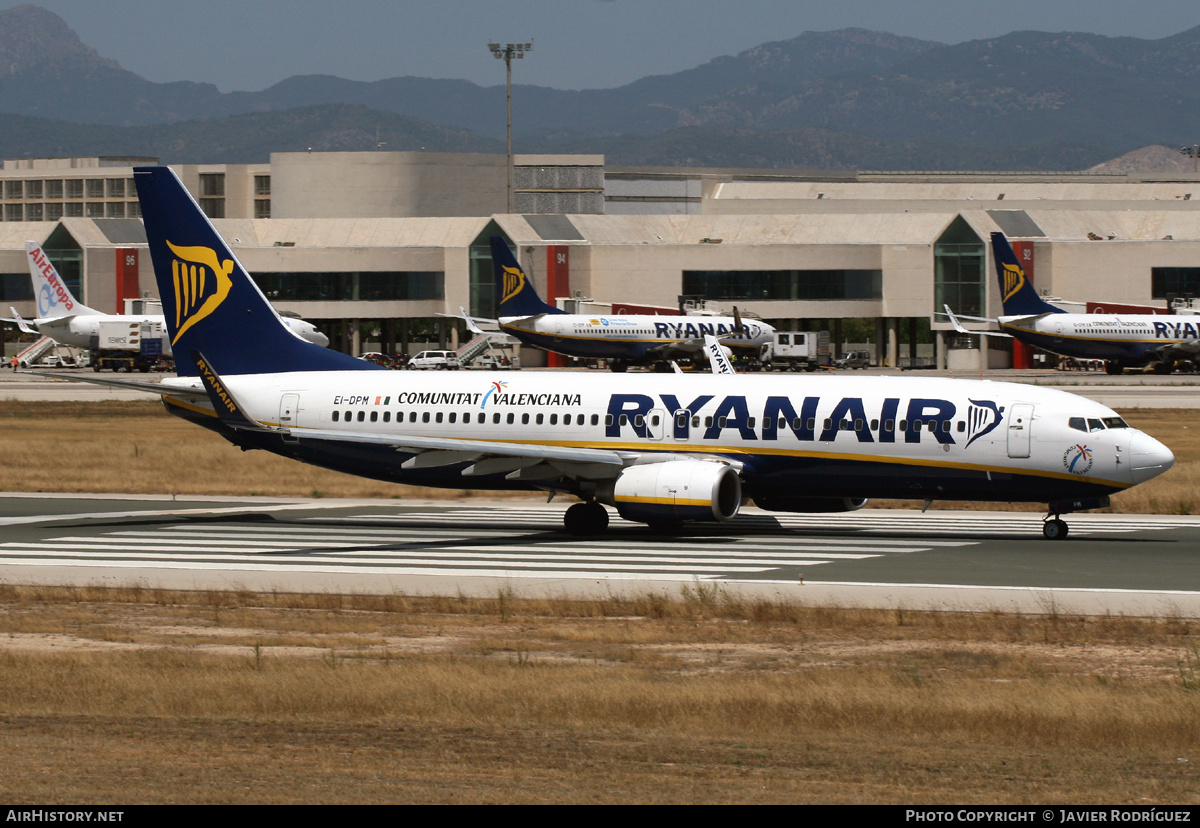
{"left": 1129, "top": 432, "right": 1175, "bottom": 485}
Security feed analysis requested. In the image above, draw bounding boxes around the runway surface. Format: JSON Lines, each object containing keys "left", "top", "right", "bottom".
{"left": 2, "top": 495, "right": 1198, "bottom": 616}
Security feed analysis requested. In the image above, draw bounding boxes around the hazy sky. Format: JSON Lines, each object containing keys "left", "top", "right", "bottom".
{"left": 25, "top": 0, "right": 1200, "bottom": 93}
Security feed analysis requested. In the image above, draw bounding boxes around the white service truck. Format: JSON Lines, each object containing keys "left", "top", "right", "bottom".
{"left": 760, "top": 331, "right": 830, "bottom": 372}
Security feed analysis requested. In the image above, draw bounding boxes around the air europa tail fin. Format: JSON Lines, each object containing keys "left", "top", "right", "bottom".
{"left": 26, "top": 242, "right": 98, "bottom": 318}
{"left": 491, "top": 236, "right": 564, "bottom": 319}
{"left": 991, "top": 232, "right": 1063, "bottom": 317}
{"left": 133, "top": 166, "right": 377, "bottom": 376}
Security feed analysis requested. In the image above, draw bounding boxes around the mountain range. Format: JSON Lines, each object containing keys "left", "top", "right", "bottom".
{"left": 1, "top": 3, "right": 1197, "bottom": 170}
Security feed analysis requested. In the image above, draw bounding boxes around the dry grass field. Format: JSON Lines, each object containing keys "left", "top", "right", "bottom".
{"left": 1, "top": 585, "right": 1199, "bottom": 804}
{"left": 2, "top": 401, "right": 1200, "bottom": 803}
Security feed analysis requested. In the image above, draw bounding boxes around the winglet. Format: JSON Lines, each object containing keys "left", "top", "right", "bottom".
{"left": 8, "top": 307, "right": 34, "bottom": 335}
{"left": 943, "top": 304, "right": 970, "bottom": 335}
{"left": 703, "top": 334, "right": 736, "bottom": 375}
{"left": 191, "top": 350, "right": 266, "bottom": 431}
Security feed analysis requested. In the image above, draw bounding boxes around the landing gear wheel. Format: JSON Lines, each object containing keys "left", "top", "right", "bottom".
{"left": 1042, "top": 518, "right": 1068, "bottom": 540}
{"left": 608, "top": 361, "right": 628, "bottom": 373}
{"left": 1104, "top": 362, "right": 1124, "bottom": 376}
{"left": 564, "top": 502, "right": 609, "bottom": 536}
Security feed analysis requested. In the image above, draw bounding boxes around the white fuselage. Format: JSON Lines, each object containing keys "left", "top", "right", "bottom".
{"left": 175, "top": 370, "right": 1172, "bottom": 504}
{"left": 28, "top": 313, "right": 329, "bottom": 354}
{"left": 498, "top": 314, "right": 775, "bottom": 361}
{"left": 1000, "top": 313, "right": 1198, "bottom": 363}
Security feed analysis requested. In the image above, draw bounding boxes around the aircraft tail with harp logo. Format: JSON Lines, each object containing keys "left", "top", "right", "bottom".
{"left": 491, "top": 236, "right": 565, "bottom": 319}
{"left": 133, "top": 166, "right": 377, "bottom": 377}
{"left": 991, "top": 232, "right": 1064, "bottom": 318}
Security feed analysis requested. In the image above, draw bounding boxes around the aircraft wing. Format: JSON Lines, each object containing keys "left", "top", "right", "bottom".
{"left": 941, "top": 305, "right": 1011, "bottom": 338}
{"left": 17, "top": 370, "right": 209, "bottom": 400}
{"left": 1150, "top": 340, "right": 1200, "bottom": 359}
{"left": 435, "top": 306, "right": 500, "bottom": 335}
{"left": 185, "top": 351, "right": 637, "bottom": 479}
{"left": 5, "top": 307, "right": 36, "bottom": 335}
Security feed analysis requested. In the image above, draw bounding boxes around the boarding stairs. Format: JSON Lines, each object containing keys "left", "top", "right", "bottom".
{"left": 455, "top": 331, "right": 517, "bottom": 367}
{"left": 15, "top": 336, "right": 57, "bottom": 368}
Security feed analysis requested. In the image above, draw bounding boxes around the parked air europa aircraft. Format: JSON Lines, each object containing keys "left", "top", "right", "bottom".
{"left": 2, "top": 241, "right": 330, "bottom": 354}
{"left": 49, "top": 167, "right": 1175, "bottom": 540}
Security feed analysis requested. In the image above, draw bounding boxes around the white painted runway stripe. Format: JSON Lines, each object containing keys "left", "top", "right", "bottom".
{"left": 0, "top": 541, "right": 872, "bottom": 564}
{"left": 156, "top": 525, "right": 974, "bottom": 549}
{"left": 310, "top": 510, "right": 1193, "bottom": 538}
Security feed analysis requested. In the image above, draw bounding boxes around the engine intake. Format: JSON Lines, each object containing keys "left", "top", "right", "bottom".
{"left": 598, "top": 460, "right": 742, "bottom": 524}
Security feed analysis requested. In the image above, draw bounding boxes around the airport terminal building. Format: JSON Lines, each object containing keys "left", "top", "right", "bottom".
{"left": 2, "top": 151, "right": 1199, "bottom": 368}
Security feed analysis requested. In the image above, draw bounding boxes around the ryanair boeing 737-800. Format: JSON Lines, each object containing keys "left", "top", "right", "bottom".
{"left": 490, "top": 237, "right": 774, "bottom": 371}
{"left": 31, "top": 168, "right": 1175, "bottom": 540}
{"left": 946, "top": 233, "right": 1200, "bottom": 375}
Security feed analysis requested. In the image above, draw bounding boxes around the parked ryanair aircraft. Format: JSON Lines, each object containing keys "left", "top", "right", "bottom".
{"left": 2, "top": 241, "right": 330, "bottom": 355}
{"left": 34, "top": 168, "right": 1175, "bottom": 540}
{"left": 490, "top": 237, "right": 774, "bottom": 371}
{"left": 947, "top": 233, "right": 1198, "bottom": 375}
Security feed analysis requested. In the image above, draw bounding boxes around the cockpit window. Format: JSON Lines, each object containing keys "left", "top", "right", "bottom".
{"left": 1102, "top": 416, "right": 1129, "bottom": 429}
{"left": 1069, "top": 417, "right": 1086, "bottom": 432}
{"left": 1088, "top": 418, "right": 1105, "bottom": 433}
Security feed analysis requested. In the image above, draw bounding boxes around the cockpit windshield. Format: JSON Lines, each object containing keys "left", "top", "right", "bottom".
{"left": 1069, "top": 415, "right": 1130, "bottom": 432}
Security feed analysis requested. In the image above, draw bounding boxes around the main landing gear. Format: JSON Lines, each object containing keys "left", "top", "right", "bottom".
{"left": 564, "top": 501, "right": 609, "bottom": 536}
{"left": 1042, "top": 517, "right": 1069, "bottom": 540}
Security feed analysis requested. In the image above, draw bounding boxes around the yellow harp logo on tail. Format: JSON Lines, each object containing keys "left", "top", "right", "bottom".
{"left": 166, "top": 240, "right": 235, "bottom": 345}
{"left": 1001, "top": 261, "right": 1026, "bottom": 304}
{"left": 500, "top": 264, "right": 526, "bottom": 305}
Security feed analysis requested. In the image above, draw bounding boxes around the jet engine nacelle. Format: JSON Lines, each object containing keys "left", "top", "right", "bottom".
{"left": 754, "top": 496, "right": 868, "bottom": 513}
{"left": 598, "top": 460, "right": 742, "bottom": 524}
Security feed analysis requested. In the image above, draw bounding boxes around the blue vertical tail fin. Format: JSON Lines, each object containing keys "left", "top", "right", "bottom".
{"left": 133, "top": 166, "right": 376, "bottom": 376}
{"left": 491, "top": 236, "right": 563, "bottom": 318}
{"left": 991, "top": 232, "right": 1064, "bottom": 317}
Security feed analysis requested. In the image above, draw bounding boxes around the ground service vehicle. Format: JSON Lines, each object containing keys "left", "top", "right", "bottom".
{"left": 408, "top": 350, "right": 461, "bottom": 370}
{"left": 836, "top": 350, "right": 871, "bottom": 369}
{"left": 762, "top": 331, "right": 830, "bottom": 371}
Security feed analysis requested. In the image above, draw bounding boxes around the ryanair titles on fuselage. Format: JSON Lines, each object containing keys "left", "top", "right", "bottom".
{"left": 328, "top": 387, "right": 1007, "bottom": 448}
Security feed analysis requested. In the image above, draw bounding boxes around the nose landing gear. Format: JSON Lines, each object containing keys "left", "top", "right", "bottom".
{"left": 1042, "top": 495, "right": 1110, "bottom": 540}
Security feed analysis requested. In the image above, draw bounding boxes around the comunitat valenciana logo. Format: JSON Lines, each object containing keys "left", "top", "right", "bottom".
{"left": 500, "top": 264, "right": 525, "bottom": 304}
{"left": 166, "top": 241, "right": 234, "bottom": 344}
{"left": 1063, "top": 444, "right": 1094, "bottom": 475}
{"left": 481, "top": 380, "right": 508, "bottom": 408}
